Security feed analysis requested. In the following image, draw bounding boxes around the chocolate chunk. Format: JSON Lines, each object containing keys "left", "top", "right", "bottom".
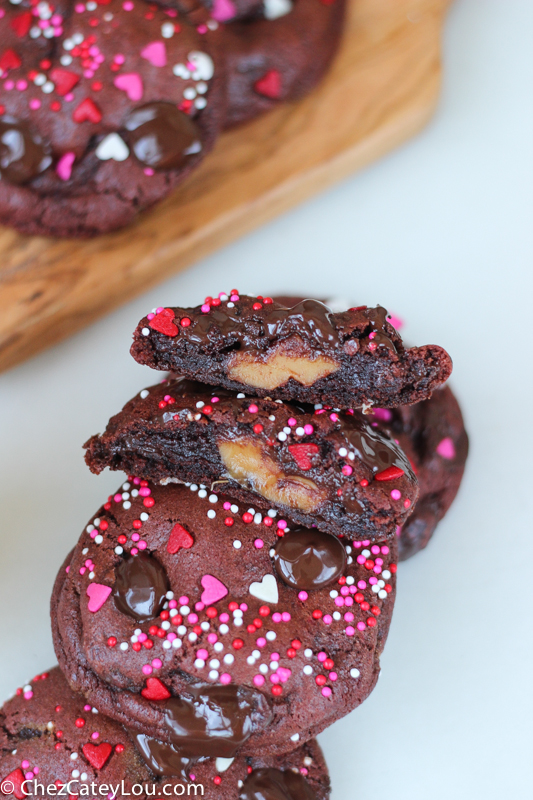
{"left": 113, "top": 552, "right": 169, "bottom": 621}
{"left": 0, "top": 117, "right": 51, "bottom": 184}
{"left": 164, "top": 685, "right": 273, "bottom": 758}
{"left": 124, "top": 103, "right": 202, "bottom": 170}
{"left": 274, "top": 529, "right": 346, "bottom": 590}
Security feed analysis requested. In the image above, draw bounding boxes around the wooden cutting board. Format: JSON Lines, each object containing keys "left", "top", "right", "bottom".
{"left": 0, "top": 0, "right": 450, "bottom": 374}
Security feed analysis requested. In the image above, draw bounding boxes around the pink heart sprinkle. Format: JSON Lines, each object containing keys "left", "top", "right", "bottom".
{"left": 113, "top": 72, "right": 143, "bottom": 101}
{"left": 56, "top": 151, "right": 75, "bottom": 181}
{"left": 211, "top": 0, "right": 236, "bottom": 21}
{"left": 200, "top": 575, "right": 228, "bottom": 605}
{"left": 87, "top": 583, "right": 112, "bottom": 613}
{"left": 436, "top": 437, "right": 456, "bottom": 460}
{"left": 141, "top": 41, "right": 167, "bottom": 67}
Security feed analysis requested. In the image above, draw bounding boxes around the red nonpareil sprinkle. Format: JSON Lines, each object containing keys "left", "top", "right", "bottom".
{"left": 312, "top": 609, "right": 323, "bottom": 620}
{"left": 252, "top": 303, "right": 262, "bottom": 310}
{"left": 263, "top": 517, "right": 273, "bottom": 527}
{"left": 107, "top": 637, "right": 117, "bottom": 648}
{"left": 213, "top": 776, "right": 222, "bottom": 786}
{"left": 206, "top": 607, "right": 218, "bottom": 619}
{"left": 259, "top": 605, "right": 270, "bottom": 616}
{"left": 374, "top": 466, "right": 405, "bottom": 482}
{"left": 360, "top": 479, "right": 369, "bottom": 487}
{"left": 264, "top": 297, "right": 273, "bottom": 304}
{"left": 172, "top": 615, "right": 183, "bottom": 626}
{"left": 149, "top": 626, "right": 158, "bottom": 636}
{"left": 180, "top": 317, "right": 191, "bottom": 327}
{"left": 291, "top": 639, "right": 302, "bottom": 649}
{"left": 371, "top": 606, "right": 381, "bottom": 616}
{"left": 286, "top": 648, "right": 296, "bottom": 659}
{"left": 75, "top": 718, "right": 85, "bottom": 728}
{"left": 144, "top": 638, "right": 155, "bottom": 647}
{"left": 224, "top": 517, "right": 234, "bottom": 527}
{"left": 232, "top": 638, "right": 244, "bottom": 650}
{"left": 390, "top": 564, "right": 397, "bottom": 573}
{"left": 324, "top": 658, "right": 334, "bottom": 670}
{"left": 115, "top": 744, "right": 125, "bottom": 753}
{"left": 99, "top": 520, "right": 108, "bottom": 530}
{"left": 338, "top": 576, "right": 346, "bottom": 585}
{"left": 143, "top": 497, "right": 155, "bottom": 508}
{"left": 132, "top": 642, "right": 142, "bottom": 652}
{"left": 247, "top": 624, "right": 256, "bottom": 634}
{"left": 242, "top": 512, "right": 253, "bottom": 524}
{"left": 315, "top": 675, "right": 327, "bottom": 686}
{"left": 203, "top": 406, "right": 212, "bottom": 415}
{"left": 367, "top": 617, "right": 377, "bottom": 627}
{"left": 253, "top": 424, "right": 263, "bottom": 434}
{"left": 117, "top": 535, "right": 127, "bottom": 545}
{"left": 160, "top": 611, "right": 169, "bottom": 621}
{"left": 133, "top": 520, "right": 142, "bottom": 530}
{"left": 271, "top": 685, "right": 283, "bottom": 697}
{"left": 360, "top": 601, "right": 370, "bottom": 612}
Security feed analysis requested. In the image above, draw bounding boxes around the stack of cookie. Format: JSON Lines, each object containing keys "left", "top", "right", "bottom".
{"left": 0, "top": 0, "right": 346, "bottom": 237}
{"left": 0, "top": 295, "right": 467, "bottom": 800}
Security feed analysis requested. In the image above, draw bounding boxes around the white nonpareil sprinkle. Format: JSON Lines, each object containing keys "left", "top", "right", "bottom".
{"left": 350, "top": 668, "right": 361, "bottom": 678}
{"left": 207, "top": 510, "right": 216, "bottom": 519}
{"left": 142, "top": 327, "right": 150, "bottom": 336}
{"left": 233, "top": 540, "right": 242, "bottom": 549}
{"left": 303, "top": 665, "right": 313, "bottom": 675}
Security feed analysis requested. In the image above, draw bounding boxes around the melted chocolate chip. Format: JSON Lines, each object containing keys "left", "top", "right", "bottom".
{"left": 342, "top": 414, "right": 412, "bottom": 476}
{"left": 240, "top": 768, "right": 318, "bottom": 800}
{"left": 184, "top": 299, "right": 338, "bottom": 353}
{"left": 164, "top": 684, "right": 272, "bottom": 758}
{"left": 134, "top": 733, "right": 204, "bottom": 779}
{"left": 113, "top": 552, "right": 169, "bottom": 621}
{"left": 124, "top": 103, "right": 202, "bottom": 170}
{"left": 0, "top": 117, "right": 51, "bottom": 184}
{"left": 274, "top": 528, "right": 346, "bottom": 590}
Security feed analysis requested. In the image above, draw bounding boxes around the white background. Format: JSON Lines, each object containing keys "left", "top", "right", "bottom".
{"left": 1, "top": 1, "right": 532, "bottom": 797}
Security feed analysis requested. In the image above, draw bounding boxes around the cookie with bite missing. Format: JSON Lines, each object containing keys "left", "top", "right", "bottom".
{"left": 51, "top": 481, "right": 397, "bottom": 758}
{"left": 0, "top": 667, "right": 330, "bottom": 800}
{"left": 0, "top": 0, "right": 224, "bottom": 237}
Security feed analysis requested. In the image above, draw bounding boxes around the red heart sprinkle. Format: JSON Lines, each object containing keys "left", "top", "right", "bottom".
{"left": 0, "top": 49, "right": 22, "bottom": 73}
{"left": 1, "top": 768, "right": 26, "bottom": 799}
{"left": 167, "top": 523, "right": 194, "bottom": 554}
{"left": 149, "top": 308, "right": 179, "bottom": 337}
{"left": 374, "top": 466, "right": 405, "bottom": 481}
{"left": 288, "top": 443, "right": 319, "bottom": 471}
{"left": 254, "top": 70, "right": 282, "bottom": 99}
{"left": 50, "top": 68, "right": 81, "bottom": 97}
{"left": 10, "top": 12, "right": 32, "bottom": 38}
{"left": 82, "top": 742, "right": 112, "bottom": 770}
{"left": 72, "top": 98, "right": 103, "bottom": 124}
{"left": 141, "top": 677, "right": 171, "bottom": 701}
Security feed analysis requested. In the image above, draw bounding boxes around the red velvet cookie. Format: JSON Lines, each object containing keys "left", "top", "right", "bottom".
{"left": 221, "top": 0, "right": 347, "bottom": 127}
{"left": 84, "top": 376, "right": 418, "bottom": 542}
{"left": 0, "top": 0, "right": 224, "bottom": 237}
{"left": 51, "top": 481, "right": 397, "bottom": 757}
{"left": 131, "top": 294, "right": 452, "bottom": 409}
{"left": 0, "top": 667, "right": 330, "bottom": 800}
{"left": 373, "top": 385, "right": 469, "bottom": 560}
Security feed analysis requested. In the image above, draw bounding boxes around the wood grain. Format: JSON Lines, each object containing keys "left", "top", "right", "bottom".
{"left": 0, "top": 0, "right": 450, "bottom": 374}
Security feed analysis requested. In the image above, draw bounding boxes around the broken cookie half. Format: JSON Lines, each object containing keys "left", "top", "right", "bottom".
{"left": 84, "top": 377, "right": 418, "bottom": 542}
{"left": 130, "top": 294, "right": 452, "bottom": 410}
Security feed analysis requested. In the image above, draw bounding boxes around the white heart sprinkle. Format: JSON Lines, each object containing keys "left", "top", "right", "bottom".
{"left": 215, "top": 757, "right": 234, "bottom": 773}
{"left": 249, "top": 574, "right": 279, "bottom": 604}
{"left": 95, "top": 133, "right": 130, "bottom": 162}
{"left": 264, "top": 0, "right": 292, "bottom": 20}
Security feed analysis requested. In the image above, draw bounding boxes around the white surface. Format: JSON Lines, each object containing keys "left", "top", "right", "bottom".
{"left": 1, "top": 0, "right": 532, "bottom": 797}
